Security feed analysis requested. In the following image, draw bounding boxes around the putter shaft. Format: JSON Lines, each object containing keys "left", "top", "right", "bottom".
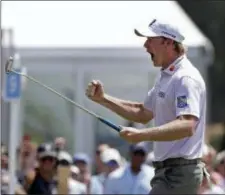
{"left": 11, "top": 69, "right": 100, "bottom": 118}
{"left": 8, "top": 68, "right": 121, "bottom": 132}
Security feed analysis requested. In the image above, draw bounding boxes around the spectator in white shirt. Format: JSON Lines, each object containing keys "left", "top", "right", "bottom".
{"left": 104, "top": 142, "right": 154, "bottom": 194}
{"left": 94, "top": 148, "right": 122, "bottom": 186}
{"left": 69, "top": 165, "right": 87, "bottom": 194}
{"left": 95, "top": 144, "right": 110, "bottom": 175}
{"left": 73, "top": 153, "right": 103, "bottom": 194}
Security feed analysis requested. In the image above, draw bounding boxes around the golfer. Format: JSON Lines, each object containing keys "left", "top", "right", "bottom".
{"left": 86, "top": 18, "right": 208, "bottom": 194}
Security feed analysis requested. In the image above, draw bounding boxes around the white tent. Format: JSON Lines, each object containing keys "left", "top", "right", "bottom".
{"left": 2, "top": 1, "right": 213, "bottom": 49}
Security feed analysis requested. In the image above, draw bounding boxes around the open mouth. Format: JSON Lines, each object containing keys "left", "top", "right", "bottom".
{"left": 149, "top": 52, "right": 155, "bottom": 60}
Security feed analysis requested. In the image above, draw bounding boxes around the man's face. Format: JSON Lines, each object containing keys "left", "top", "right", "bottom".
{"left": 95, "top": 144, "right": 110, "bottom": 173}
{"left": 54, "top": 137, "right": 66, "bottom": 150}
{"left": 130, "top": 150, "right": 146, "bottom": 168}
{"left": 144, "top": 37, "right": 173, "bottom": 67}
{"left": 1, "top": 154, "right": 8, "bottom": 169}
{"left": 71, "top": 172, "right": 79, "bottom": 181}
{"left": 39, "top": 156, "right": 57, "bottom": 172}
{"left": 74, "top": 161, "right": 90, "bottom": 183}
{"left": 95, "top": 149, "right": 102, "bottom": 166}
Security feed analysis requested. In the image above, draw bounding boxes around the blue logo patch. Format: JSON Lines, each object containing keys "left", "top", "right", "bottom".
{"left": 177, "top": 96, "right": 188, "bottom": 108}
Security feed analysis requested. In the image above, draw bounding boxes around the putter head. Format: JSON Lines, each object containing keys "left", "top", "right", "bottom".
{"left": 5, "top": 56, "right": 14, "bottom": 74}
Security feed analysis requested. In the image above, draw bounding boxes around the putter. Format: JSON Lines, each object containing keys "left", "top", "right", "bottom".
{"left": 5, "top": 56, "right": 122, "bottom": 132}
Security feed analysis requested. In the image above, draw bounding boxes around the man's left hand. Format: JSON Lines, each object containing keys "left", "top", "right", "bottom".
{"left": 119, "top": 127, "right": 142, "bottom": 143}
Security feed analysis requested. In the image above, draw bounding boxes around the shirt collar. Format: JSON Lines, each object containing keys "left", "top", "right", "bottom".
{"left": 161, "top": 54, "right": 185, "bottom": 76}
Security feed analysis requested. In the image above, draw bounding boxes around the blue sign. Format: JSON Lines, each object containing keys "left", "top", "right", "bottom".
{"left": 4, "top": 69, "right": 21, "bottom": 101}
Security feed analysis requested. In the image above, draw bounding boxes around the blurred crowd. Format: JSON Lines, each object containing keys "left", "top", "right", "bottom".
{"left": 1, "top": 135, "right": 225, "bottom": 194}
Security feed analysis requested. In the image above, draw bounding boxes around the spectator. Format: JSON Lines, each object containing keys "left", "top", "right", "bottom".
{"left": 101, "top": 148, "right": 122, "bottom": 175}
{"left": 54, "top": 137, "right": 66, "bottom": 151}
{"left": 94, "top": 148, "right": 122, "bottom": 186}
{"left": 202, "top": 144, "right": 217, "bottom": 172}
{"left": 198, "top": 145, "right": 225, "bottom": 194}
{"left": 214, "top": 150, "right": 225, "bottom": 189}
{"left": 1, "top": 150, "right": 8, "bottom": 171}
{"left": 69, "top": 165, "right": 87, "bottom": 194}
{"left": 70, "top": 165, "right": 80, "bottom": 181}
{"left": 17, "top": 141, "right": 37, "bottom": 184}
{"left": 73, "top": 153, "right": 103, "bottom": 194}
{"left": 104, "top": 142, "right": 154, "bottom": 194}
{"left": 1, "top": 148, "right": 9, "bottom": 194}
{"left": 19, "top": 137, "right": 37, "bottom": 167}
{"left": 56, "top": 151, "right": 87, "bottom": 194}
{"left": 95, "top": 144, "right": 110, "bottom": 175}
{"left": 198, "top": 173, "right": 225, "bottom": 194}
{"left": 22, "top": 143, "right": 58, "bottom": 194}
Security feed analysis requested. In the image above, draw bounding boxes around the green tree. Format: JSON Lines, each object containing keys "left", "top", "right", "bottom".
{"left": 178, "top": 1, "right": 225, "bottom": 150}
{"left": 23, "top": 98, "right": 68, "bottom": 145}
{"left": 178, "top": 1, "right": 225, "bottom": 123}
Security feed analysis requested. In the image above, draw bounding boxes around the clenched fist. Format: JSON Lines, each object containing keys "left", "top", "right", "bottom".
{"left": 85, "top": 80, "right": 105, "bottom": 103}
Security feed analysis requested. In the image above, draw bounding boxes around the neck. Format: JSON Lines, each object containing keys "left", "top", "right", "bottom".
{"left": 130, "top": 165, "right": 141, "bottom": 174}
{"left": 161, "top": 53, "right": 183, "bottom": 69}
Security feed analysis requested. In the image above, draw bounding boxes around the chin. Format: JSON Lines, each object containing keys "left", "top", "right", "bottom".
{"left": 152, "top": 61, "right": 161, "bottom": 67}
{"left": 149, "top": 57, "right": 159, "bottom": 67}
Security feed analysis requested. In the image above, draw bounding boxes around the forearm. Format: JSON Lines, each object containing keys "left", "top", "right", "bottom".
{"left": 139, "top": 118, "right": 195, "bottom": 141}
{"left": 99, "top": 94, "right": 148, "bottom": 123}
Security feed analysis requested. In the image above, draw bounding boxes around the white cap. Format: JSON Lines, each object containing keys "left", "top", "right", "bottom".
{"left": 134, "top": 18, "right": 185, "bottom": 43}
{"left": 70, "top": 165, "right": 80, "bottom": 175}
{"left": 100, "top": 148, "right": 121, "bottom": 165}
{"left": 58, "top": 151, "right": 73, "bottom": 164}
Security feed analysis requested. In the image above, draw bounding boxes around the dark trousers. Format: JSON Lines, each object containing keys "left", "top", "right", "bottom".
{"left": 149, "top": 158, "right": 207, "bottom": 194}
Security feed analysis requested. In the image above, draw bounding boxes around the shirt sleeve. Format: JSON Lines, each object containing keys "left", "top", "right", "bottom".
{"left": 175, "top": 76, "right": 202, "bottom": 119}
{"left": 143, "top": 87, "right": 156, "bottom": 113}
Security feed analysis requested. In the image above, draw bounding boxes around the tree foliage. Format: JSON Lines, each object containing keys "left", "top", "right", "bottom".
{"left": 178, "top": 1, "right": 225, "bottom": 123}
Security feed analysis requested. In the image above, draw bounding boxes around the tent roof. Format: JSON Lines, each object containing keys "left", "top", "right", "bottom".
{"left": 2, "top": 1, "right": 212, "bottom": 49}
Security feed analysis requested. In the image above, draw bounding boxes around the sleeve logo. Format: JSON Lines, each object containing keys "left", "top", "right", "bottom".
{"left": 177, "top": 95, "right": 188, "bottom": 108}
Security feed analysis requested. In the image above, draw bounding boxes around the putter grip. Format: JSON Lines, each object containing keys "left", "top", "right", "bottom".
{"left": 98, "top": 117, "right": 122, "bottom": 132}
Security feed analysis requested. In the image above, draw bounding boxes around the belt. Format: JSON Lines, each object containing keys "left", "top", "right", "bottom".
{"left": 152, "top": 157, "right": 201, "bottom": 169}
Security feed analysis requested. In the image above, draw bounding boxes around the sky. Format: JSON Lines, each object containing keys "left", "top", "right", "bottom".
{"left": 2, "top": 1, "right": 210, "bottom": 48}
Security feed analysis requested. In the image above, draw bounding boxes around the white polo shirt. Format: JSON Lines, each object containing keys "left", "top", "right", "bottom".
{"left": 144, "top": 55, "right": 206, "bottom": 161}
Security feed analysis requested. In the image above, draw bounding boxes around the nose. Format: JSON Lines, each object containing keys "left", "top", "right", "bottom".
{"left": 143, "top": 39, "right": 150, "bottom": 48}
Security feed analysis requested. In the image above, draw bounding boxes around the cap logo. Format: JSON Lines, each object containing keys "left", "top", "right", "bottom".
{"left": 161, "top": 31, "right": 176, "bottom": 38}
{"left": 149, "top": 19, "right": 156, "bottom": 27}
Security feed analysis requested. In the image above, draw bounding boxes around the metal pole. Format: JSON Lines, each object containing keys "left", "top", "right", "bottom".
{"left": 8, "top": 53, "right": 22, "bottom": 194}
{"left": 8, "top": 101, "right": 19, "bottom": 194}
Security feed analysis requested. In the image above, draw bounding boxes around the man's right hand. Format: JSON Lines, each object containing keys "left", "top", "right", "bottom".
{"left": 85, "top": 80, "right": 105, "bottom": 103}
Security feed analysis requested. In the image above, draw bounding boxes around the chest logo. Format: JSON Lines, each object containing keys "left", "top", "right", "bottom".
{"left": 158, "top": 91, "right": 165, "bottom": 98}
